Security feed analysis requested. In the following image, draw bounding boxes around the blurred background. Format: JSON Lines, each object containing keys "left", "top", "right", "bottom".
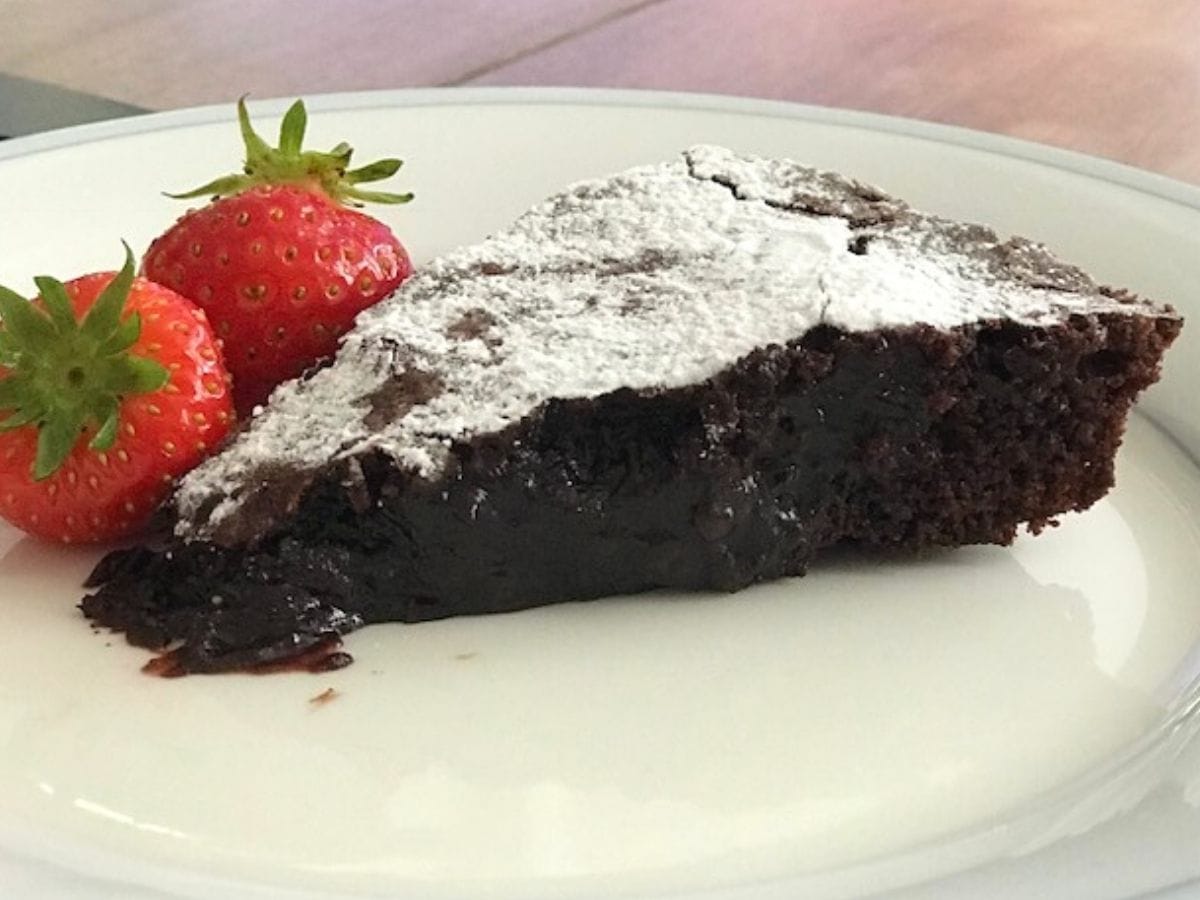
{"left": 1, "top": 0, "right": 1199, "bottom": 182}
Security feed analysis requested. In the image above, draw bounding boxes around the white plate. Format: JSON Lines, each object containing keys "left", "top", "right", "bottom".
{"left": 1, "top": 88, "right": 1199, "bottom": 900}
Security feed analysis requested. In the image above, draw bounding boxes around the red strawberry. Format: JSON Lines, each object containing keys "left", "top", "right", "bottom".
{"left": 0, "top": 247, "right": 234, "bottom": 543}
{"left": 143, "top": 98, "right": 413, "bottom": 414}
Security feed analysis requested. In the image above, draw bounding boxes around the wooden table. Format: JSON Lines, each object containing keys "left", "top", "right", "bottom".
{"left": 2, "top": 0, "right": 1199, "bottom": 183}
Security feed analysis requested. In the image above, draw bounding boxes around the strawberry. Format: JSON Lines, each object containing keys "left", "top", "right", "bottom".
{"left": 0, "top": 247, "right": 234, "bottom": 543}
{"left": 143, "top": 98, "right": 413, "bottom": 414}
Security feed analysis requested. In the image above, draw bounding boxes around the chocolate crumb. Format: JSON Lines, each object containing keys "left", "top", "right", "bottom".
{"left": 309, "top": 687, "right": 338, "bottom": 706}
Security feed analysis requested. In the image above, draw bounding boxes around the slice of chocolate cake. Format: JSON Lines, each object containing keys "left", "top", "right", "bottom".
{"left": 82, "top": 146, "right": 1182, "bottom": 674}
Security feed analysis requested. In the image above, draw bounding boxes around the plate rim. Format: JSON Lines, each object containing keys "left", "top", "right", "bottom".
{"left": 1, "top": 86, "right": 1199, "bottom": 900}
{"left": 2, "top": 85, "right": 1200, "bottom": 214}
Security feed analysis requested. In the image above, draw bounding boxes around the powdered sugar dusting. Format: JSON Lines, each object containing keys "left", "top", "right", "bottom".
{"left": 174, "top": 145, "right": 1170, "bottom": 541}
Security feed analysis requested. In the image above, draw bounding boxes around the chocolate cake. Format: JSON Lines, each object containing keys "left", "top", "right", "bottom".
{"left": 82, "top": 146, "right": 1182, "bottom": 674}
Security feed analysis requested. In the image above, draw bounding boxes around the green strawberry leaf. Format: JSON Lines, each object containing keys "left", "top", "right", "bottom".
{"left": 0, "top": 285, "right": 55, "bottom": 348}
{"left": 34, "top": 276, "right": 77, "bottom": 335}
{"left": 345, "top": 158, "right": 403, "bottom": 184}
{"left": 0, "top": 405, "right": 42, "bottom": 433}
{"left": 101, "top": 312, "right": 142, "bottom": 356}
{"left": 326, "top": 142, "right": 352, "bottom": 165}
{"left": 237, "top": 95, "right": 274, "bottom": 163}
{"left": 278, "top": 99, "right": 307, "bottom": 156}
{"left": 0, "top": 245, "right": 170, "bottom": 481}
{"left": 115, "top": 355, "right": 169, "bottom": 395}
{"left": 0, "top": 376, "right": 24, "bottom": 409}
{"left": 34, "top": 407, "right": 84, "bottom": 481}
{"left": 342, "top": 187, "right": 414, "bottom": 206}
{"left": 167, "top": 96, "right": 414, "bottom": 207}
{"left": 80, "top": 244, "right": 135, "bottom": 344}
{"left": 166, "top": 174, "right": 254, "bottom": 201}
{"left": 0, "top": 330, "right": 18, "bottom": 366}
{"left": 88, "top": 398, "right": 119, "bottom": 452}
{"left": 0, "top": 285, "right": 28, "bottom": 309}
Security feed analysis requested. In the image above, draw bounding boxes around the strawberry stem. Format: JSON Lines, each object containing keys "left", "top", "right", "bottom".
{"left": 0, "top": 244, "right": 169, "bottom": 480}
{"left": 168, "top": 98, "right": 414, "bottom": 208}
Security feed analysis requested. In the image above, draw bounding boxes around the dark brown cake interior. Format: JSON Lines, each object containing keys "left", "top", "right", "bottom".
{"left": 81, "top": 307, "right": 1180, "bottom": 674}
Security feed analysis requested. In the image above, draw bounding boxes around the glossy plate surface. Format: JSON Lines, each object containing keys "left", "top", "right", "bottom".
{"left": 0, "top": 89, "right": 1199, "bottom": 900}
